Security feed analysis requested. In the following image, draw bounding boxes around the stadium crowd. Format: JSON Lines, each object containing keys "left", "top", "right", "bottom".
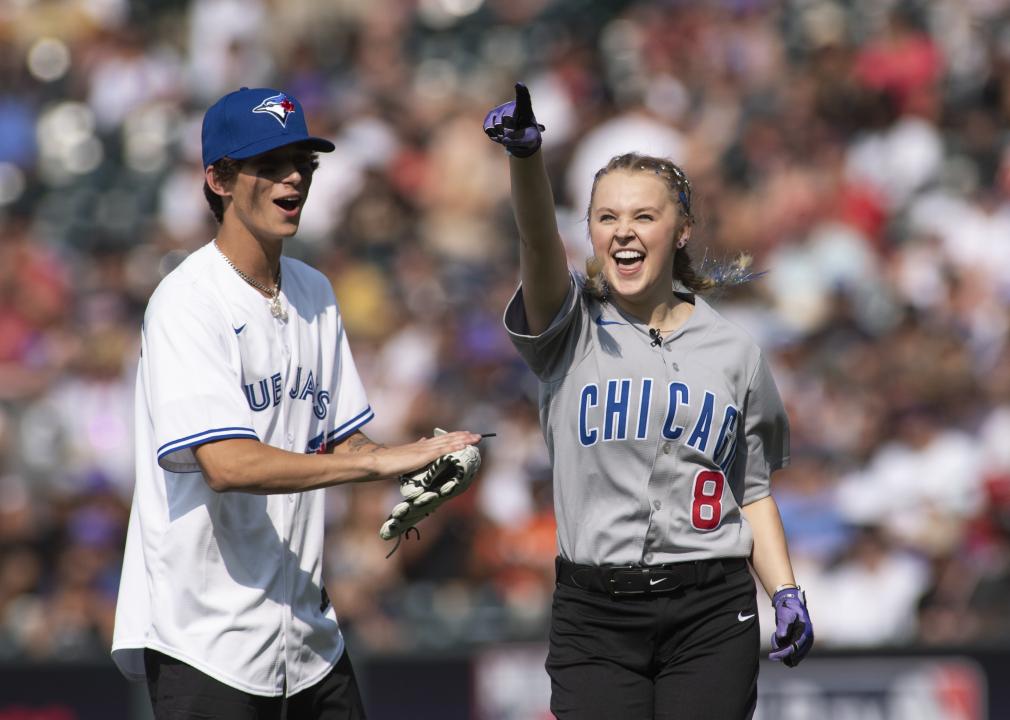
{"left": 1, "top": 0, "right": 1010, "bottom": 663}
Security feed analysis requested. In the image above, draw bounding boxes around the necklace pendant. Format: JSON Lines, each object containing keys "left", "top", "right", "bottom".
{"left": 269, "top": 295, "right": 287, "bottom": 321}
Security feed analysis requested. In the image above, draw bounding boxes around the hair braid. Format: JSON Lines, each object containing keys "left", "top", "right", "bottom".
{"left": 673, "top": 246, "right": 715, "bottom": 293}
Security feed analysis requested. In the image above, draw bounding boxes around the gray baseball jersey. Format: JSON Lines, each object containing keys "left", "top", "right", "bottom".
{"left": 504, "top": 273, "right": 789, "bottom": 567}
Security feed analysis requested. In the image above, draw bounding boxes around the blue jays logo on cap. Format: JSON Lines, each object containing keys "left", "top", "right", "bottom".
{"left": 253, "top": 93, "right": 297, "bottom": 127}
{"left": 201, "top": 87, "right": 335, "bottom": 168}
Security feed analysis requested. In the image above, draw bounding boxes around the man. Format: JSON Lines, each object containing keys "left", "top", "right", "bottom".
{"left": 111, "top": 87, "right": 480, "bottom": 719}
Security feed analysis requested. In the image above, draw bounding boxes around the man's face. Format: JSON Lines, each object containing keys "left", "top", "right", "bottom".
{"left": 225, "top": 144, "right": 318, "bottom": 241}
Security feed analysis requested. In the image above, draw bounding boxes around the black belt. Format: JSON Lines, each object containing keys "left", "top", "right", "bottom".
{"left": 556, "top": 556, "right": 748, "bottom": 597}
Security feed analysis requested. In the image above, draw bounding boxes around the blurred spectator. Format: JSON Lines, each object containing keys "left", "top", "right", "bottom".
{"left": 815, "top": 523, "right": 930, "bottom": 647}
{"left": 771, "top": 450, "right": 853, "bottom": 565}
{"left": 965, "top": 478, "right": 1010, "bottom": 645}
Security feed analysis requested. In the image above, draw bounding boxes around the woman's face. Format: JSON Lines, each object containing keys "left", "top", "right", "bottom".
{"left": 589, "top": 170, "right": 688, "bottom": 310}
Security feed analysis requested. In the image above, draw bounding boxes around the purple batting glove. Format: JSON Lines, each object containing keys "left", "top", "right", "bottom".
{"left": 769, "top": 587, "right": 813, "bottom": 668}
{"left": 482, "top": 82, "right": 545, "bottom": 158}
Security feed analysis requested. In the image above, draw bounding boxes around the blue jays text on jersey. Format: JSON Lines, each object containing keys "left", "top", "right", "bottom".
{"left": 577, "top": 377, "right": 739, "bottom": 473}
{"left": 243, "top": 365, "right": 330, "bottom": 420}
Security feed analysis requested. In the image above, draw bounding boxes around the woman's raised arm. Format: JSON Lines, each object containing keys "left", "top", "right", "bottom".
{"left": 484, "top": 83, "right": 571, "bottom": 334}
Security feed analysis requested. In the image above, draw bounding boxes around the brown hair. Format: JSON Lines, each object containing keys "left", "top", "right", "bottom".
{"left": 203, "top": 157, "right": 243, "bottom": 224}
{"left": 584, "top": 153, "right": 715, "bottom": 298}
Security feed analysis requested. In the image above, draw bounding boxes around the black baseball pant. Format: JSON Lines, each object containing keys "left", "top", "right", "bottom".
{"left": 144, "top": 647, "right": 366, "bottom": 719}
{"left": 547, "top": 557, "right": 759, "bottom": 720}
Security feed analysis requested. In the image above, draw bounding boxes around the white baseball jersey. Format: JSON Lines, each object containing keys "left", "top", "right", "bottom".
{"left": 505, "top": 273, "right": 789, "bottom": 567}
{"left": 112, "top": 242, "right": 373, "bottom": 697}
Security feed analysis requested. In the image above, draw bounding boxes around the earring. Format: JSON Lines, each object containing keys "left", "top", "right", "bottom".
{"left": 676, "top": 239, "right": 687, "bottom": 249}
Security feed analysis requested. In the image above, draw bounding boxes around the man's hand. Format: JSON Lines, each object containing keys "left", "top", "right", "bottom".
{"left": 333, "top": 430, "right": 481, "bottom": 480}
{"left": 379, "top": 430, "right": 482, "bottom": 554}
{"left": 483, "top": 83, "right": 545, "bottom": 158}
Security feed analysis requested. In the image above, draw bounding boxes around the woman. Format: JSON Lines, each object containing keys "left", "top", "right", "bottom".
{"left": 483, "top": 84, "right": 813, "bottom": 719}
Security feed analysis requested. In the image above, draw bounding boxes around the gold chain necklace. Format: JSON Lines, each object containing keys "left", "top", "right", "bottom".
{"left": 213, "top": 242, "right": 288, "bottom": 321}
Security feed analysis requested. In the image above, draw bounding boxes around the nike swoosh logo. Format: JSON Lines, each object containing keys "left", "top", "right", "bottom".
{"left": 649, "top": 577, "right": 667, "bottom": 586}
{"left": 738, "top": 612, "right": 755, "bottom": 622}
{"left": 594, "top": 315, "right": 623, "bottom": 326}
{"left": 233, "top": 324, "right": 246, "bottom": 335}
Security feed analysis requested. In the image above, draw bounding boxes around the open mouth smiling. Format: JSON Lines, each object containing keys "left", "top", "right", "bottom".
{"left": 614, "top": 249, "right": 645, "bottom": 266}
{"left": 274, "top": 196, "right": 300, "bottom": 212}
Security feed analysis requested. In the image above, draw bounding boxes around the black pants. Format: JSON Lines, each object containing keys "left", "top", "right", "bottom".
{"left": 144, "top": 648, "right": 367, "bottom": 720}
{"left": 547, "top": 558, "right": 759, "bottom": 720}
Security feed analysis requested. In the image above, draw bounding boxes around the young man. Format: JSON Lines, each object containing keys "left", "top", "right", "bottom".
{"left": 111, "top": 87, "right": 480, "bottom": 719}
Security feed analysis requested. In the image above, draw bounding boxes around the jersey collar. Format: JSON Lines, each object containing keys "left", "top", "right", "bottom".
{"left": 591, "top": 291, "right": 700, "bottom": 345}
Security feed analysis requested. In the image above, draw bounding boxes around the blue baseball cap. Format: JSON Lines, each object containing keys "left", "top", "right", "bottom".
{"left": 201, "top": 87, "right": 335, "bottom": 168}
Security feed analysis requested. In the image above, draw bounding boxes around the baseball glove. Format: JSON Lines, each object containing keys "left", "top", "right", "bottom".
{"left": 379, "top": 429, "right": 482, "bottom": 556}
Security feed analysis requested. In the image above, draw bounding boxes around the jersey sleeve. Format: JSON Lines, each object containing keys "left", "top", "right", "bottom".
{"left": 324, "top": 306, "right": 373, "bottom": 446}
{"left": 503, "top": 273, "right": 583, "bottom": 381}
{"left": 144, "top": 287, "right": 258, "bottom": 473}
{"left": 739, "top": 352, "right": 790, "bottom": 504}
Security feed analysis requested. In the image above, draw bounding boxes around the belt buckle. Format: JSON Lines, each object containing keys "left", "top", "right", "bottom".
{"left": 608, "top": 567, "right": 681, "bottom": 597}
{"left": 608, "top": 568, "right": 646, "bottom": 596}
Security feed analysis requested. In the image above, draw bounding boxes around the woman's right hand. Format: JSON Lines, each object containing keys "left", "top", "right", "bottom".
{"left": 483, "top": 83, "right": 545, "bottom": 158}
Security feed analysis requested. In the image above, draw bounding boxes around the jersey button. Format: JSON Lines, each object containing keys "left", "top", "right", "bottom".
{"left": 662, "top": 442, "right": 672, "bottom": 454}
{"left": 653, "top": 500, "right": 662, "bottom": 511}
{"left": 644, "top": 553, "right": 654, "bottom": 564}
